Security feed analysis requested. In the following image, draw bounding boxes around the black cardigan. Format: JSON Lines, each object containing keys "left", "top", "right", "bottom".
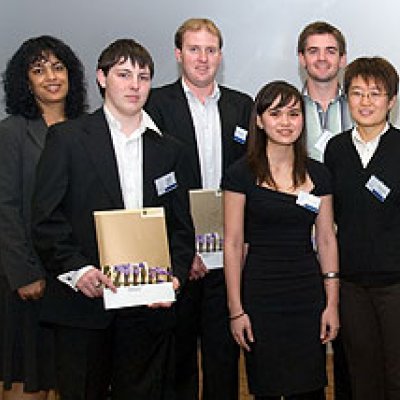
{"left": 324, "top": 125, "right": 400, "bottom": 283}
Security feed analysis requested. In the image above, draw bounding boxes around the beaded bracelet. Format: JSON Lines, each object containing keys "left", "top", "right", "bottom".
{"left": 322, "top": 272, "right": 340, "bottom": 279}
{"left": 229, "top": 311, "right": 245, "bottom": 320}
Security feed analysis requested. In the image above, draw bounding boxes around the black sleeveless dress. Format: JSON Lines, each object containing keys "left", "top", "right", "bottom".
{"left": 222, "top": 157, "right": 331, "bottom": 397}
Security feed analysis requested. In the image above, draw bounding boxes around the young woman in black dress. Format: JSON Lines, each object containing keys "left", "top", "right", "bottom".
{"left": 223, "top": 81, "right": 339, "bottom": 399}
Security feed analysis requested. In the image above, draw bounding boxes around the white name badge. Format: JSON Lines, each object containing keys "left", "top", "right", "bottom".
{"left": 296, "top": 191, "right": 321, "bottom": 213}
{"left": 233, "top": 126, "right": 248, "bottom": 144}
{"left": 314, "top": 129, "right": 334, "bottom": 154}
{"left": 365, "top": 175, "right": 391, "bottom": 202}
{"left": 155, "top": 171, "right": 177, "bottom": 196}
{"left": 199, "top": 251, "right": 223, "bottom": 270}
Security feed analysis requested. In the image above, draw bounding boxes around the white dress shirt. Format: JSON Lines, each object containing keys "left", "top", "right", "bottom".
{"left": 351, "top": 123, "right": 389, "bottom": 168}
{"left": 58, "top": 107, "right": 162, "bottom": 290}
{"left": 105, "top": 106, "right": 160, "bottom": 209}
{"left": 182, "top": 78, "right": 222, "bottom": 189}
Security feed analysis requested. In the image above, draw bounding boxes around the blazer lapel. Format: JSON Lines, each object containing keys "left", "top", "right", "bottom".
{"left": 170, "top": 81, "right": 197, "bottom": 143}
{"left": 218, "top": 89, "right": 239, "bottom": 169}
{"left": 80, "top": 109, "right": 124, "bottom": 208}
{"left": 142, "top": 130, "right": 162, "bottom": 206}
{"left": 170, "top": 81, "right": 202, "bottom": 187}
{"left": 27, "top": 118, "right": 48, "bottom": 150}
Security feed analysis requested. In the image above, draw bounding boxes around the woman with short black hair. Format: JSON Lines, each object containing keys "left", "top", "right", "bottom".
{"left": 325, "top": 56, "right": 400, "bottom": 400}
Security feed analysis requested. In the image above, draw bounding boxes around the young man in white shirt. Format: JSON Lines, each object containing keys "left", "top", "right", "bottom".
{"left": 32, "top": 39, "right": 194, "bottom": 400}
{"left": 146, "top": 18, "right": 253, "bottom": 400}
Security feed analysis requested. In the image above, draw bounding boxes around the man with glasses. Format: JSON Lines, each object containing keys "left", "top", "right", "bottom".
{"left": 325, "top": 56, "right": 400, "bottom": 400}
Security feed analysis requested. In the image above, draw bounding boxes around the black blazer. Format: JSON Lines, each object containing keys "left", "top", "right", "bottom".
{"left": 146, "top": 80, "right": 253, "bottom": 189}
{"left": 32, "top": 108, "right": 194, "bottom": 329}
{"left": 0, "top": 116, "right": 47, "bottom": 290}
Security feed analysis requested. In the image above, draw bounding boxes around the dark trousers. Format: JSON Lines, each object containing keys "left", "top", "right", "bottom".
{"left": 341, "top": 280, "right": 400, "bottom": 400}
{"left": 255, "top": 387, "right": 325, "bottom": 399}
{"left": 175, "top": 269, "right": 239, "bottom": 400}
{"left": 331, "top": 333, "right": 352, "bottom": 400}
{"left": 54, "top": 308, "right": 175, "bottom": 400}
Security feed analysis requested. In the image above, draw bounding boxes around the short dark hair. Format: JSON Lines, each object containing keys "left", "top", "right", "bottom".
{"left": 3, "top": 35, "right": 87, "bottom": 119}
{"left": 97, "top": 39, "right": 154, "bottom": 97}
{"left": 247, "top": 81, "right": 307, "bottom": 189}
{"left": 344, "top": 56, "right": 399, "bottom": 100}
{"left": 174, "top": 18, "right": 223, "bottom": 50}
{"left": 297, "top": 21, "right": 346, "bottom": 56}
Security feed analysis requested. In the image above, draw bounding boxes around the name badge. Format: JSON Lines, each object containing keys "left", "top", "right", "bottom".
{"left": 296, "top": 191, "right": 321, "bottom": 213}
{"left": 233, "top": 126, "right": 248, "bottom": 144}
{"left": 365, "top": 175, "right": 390, "bottom": 202}
{"left": 154, "top": 171, "right": 177, "bottom": 196}
{"left": 314, "top": 129, "right": 334, "bottom": 154}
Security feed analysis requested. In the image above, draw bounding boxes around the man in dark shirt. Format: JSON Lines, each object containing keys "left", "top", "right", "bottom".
{"left": 325, "top": 56, "right": 400, "bottom": 400}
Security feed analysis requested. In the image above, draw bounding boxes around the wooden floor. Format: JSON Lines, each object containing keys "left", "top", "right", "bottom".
{"left": 237, "top": 352, "right": 334, "bottom": 399}
{"left": 0, "top": 353, "right": 333, "bottom": 399}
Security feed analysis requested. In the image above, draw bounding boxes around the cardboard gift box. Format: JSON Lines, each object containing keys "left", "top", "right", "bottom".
{"left": 94, "top": 208, "right": 175, "bottom": 309}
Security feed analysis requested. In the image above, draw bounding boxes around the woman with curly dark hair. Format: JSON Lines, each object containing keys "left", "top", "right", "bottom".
{"left": 0, "top": 35, "right": 87, "bottom": 399}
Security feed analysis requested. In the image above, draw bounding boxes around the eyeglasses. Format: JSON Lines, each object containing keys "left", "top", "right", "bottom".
{"left": 348, "top": 89, "right": 388, "bottom": 102}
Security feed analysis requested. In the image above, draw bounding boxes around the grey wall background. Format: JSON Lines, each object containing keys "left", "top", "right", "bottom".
{"left": 1, "top": 0, "right": 399, "bottom": 122}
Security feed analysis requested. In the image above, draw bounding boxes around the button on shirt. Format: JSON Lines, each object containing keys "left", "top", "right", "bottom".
{"left": 182, "top": 79, "right": 222, "bottom": 189}
{"left": 351, "top": 123, "right": 389, "bottom": 168}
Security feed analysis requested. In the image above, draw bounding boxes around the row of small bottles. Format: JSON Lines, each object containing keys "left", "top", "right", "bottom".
{"left": 196, "top": 232, "right": 224, "bottom": 253}
{"left": 102, "top": 262, "right": 172, "bottom": 287}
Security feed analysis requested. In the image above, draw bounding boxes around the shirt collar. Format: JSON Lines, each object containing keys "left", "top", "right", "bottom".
{"left": 141, "top": 110, "right": 162, "bottom": 135}
{"left": 103, "top": 105, "right": 162, "bottom": 137}
{"left": 351, "top": 122, "right": 389, "bottom": 144}
{"left": 302, "top": 83, "right": 345, "bottom": 103}
{"left": 181, "top": 77, "right": 221, "bottom": 101}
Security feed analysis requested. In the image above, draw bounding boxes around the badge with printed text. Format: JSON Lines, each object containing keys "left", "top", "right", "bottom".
{"left": 155, "top": 172, "right": 177, "bottom": 196}
{"left": 314, "top": 129, "right": 334, "bottom": 154}
{"left": 296, "top": 191, "right": 321, "bottom": 213}
{"left": 233, "top": 126, "right": 248, "bottom": 144}
{"left": 365, "top": 175, "right": 390, "bottom": 202}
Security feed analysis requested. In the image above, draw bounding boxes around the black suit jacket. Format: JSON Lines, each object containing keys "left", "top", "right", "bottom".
{"left": 0, "top": 116, "right": 47, "bottom": 290}
{"left": 32, "top": 108, "right": 194, "bottom": 329}
{"left": 145, "top": 80, "right": 253, "bottom": 189}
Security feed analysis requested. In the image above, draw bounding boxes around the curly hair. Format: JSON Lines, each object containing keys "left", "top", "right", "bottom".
{"left": 3, "top": 35, "right": 87, "bottom": 119}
